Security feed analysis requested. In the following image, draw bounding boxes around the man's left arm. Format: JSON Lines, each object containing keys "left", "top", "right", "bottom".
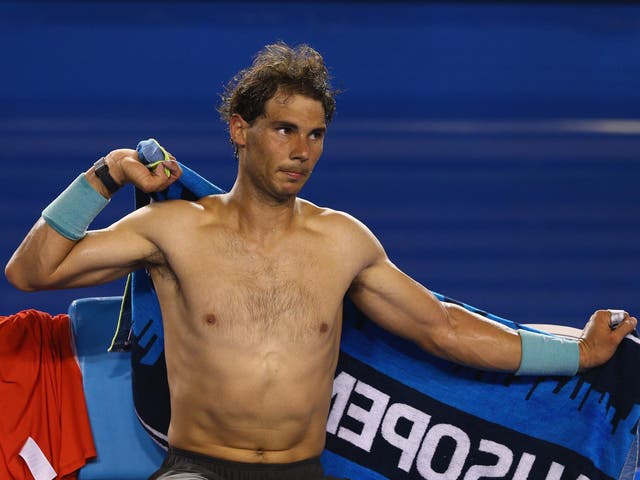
{"left": 348, "top": 250, "right": 637, "bottom": 374}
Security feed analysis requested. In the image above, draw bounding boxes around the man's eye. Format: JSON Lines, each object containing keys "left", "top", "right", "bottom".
{"left": 277, "top": 127, "right": 291, "bottom": 134}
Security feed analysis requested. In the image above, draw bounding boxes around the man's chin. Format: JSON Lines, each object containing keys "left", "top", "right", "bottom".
{"left": 280, "top": 181, "right": 307, "bottom": 196}
{"left": 267, "top": 187, "right": 303, "bottom": 204}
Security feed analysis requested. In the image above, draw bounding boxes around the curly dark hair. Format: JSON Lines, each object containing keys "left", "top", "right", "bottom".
{"left": 218, "top": 42, "right": 338, "bottom": 126}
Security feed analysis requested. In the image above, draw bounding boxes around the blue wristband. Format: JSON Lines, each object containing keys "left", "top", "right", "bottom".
{"left": 42, "top": 174, "right": 109, "bottom": 240}
{"left": 516, "top": 329, "right": 580, "bottom": 376}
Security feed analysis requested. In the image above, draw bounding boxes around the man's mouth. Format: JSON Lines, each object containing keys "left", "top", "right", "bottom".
{"left": 281, "top": 170, "right": 304, "bottom": 180}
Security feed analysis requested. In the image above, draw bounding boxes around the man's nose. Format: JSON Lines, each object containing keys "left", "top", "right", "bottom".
{"left": 291, "top": 134, "right": 309, "bottom": 161}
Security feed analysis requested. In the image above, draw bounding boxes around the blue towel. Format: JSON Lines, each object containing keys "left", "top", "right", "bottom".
{"left": 113, "top": 140, "right": 639, "bottom": 479}
{"left": 326, "top": 298, "right": 639, "bottom": 480}
{"left": 110, "top": 140, "right": 224, "bottom": 443}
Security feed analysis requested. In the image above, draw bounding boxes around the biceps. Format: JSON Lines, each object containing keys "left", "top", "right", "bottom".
{"left": 348, "top": 259, "right": 447, "bottom": 342}
{"left": 52, "top": 227, "right": 157, "bottom": 287}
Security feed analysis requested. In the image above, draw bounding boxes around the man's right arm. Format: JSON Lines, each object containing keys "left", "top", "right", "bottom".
{"left": 5, "top": 148, "right": 181, "bottom": 291}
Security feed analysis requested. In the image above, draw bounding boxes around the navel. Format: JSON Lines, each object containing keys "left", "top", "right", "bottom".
{"left": 204, "top": 314, "right": 217, "bottom": 326}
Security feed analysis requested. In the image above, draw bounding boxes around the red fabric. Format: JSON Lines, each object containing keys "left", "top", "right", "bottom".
{"left": 0, "top": 310, "right": 96, "bottom": 480}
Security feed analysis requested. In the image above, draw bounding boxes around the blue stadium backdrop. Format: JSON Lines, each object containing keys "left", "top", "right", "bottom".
{"left": 1, "top": 2, "right": 639, "bottom": 330}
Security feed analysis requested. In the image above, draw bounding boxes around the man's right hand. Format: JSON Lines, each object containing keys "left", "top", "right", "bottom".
{"left": 88, "top": 148, "right": 182, "bottom": 198}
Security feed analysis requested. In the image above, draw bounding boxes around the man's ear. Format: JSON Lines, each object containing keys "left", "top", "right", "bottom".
{"left": 229, "top": 114, "right": 249, "bottom": 148}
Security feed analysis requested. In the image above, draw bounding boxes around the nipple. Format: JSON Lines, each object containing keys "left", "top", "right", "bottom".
{"left": 319, "top": 322, "right": 329, "bottom": 333}
{"left": 204, "top": 314, "right": 217, "bottom": 326}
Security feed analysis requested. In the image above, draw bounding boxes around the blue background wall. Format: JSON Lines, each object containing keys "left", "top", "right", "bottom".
{"left": 1, "top": 2, "right": 639, "bottom": 329}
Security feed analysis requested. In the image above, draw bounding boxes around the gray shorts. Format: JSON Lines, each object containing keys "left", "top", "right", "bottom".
{"left": 148, "top": 447, "right": 347, "bottom": 480}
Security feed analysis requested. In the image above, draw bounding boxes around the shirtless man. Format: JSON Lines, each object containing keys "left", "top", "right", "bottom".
{"left": 5, "top": 42, "right": 637, "bottom": 480}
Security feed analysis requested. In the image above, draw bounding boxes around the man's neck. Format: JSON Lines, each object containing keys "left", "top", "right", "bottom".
{"left": 224, "top": 186, "right": 300, "bottom": 240}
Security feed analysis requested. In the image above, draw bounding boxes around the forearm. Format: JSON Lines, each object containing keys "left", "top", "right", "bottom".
{"left": 438, "top": 302, "right": 586, "bottom": 376}
{"left": 5, "top": 218, "right": 140, "bottom": 292}
{"left": 436, "top": 302, "right": 522, "bottom": 372}
{"left": 5, "top": 217, "right": 79, "bottom": 291}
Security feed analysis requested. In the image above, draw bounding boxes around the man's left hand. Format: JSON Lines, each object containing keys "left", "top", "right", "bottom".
{"left": 578, "top": 310, "right": 637, "bottom": 371}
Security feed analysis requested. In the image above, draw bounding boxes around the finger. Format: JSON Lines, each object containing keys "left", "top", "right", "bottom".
{"left": 146, "top": 160, "right": 180, "bottom": 179}
{"left": 162, "top": 160, "right": 182, "bottom": 178}
{"left": 612, "top": 315, "right": 637, "bottom": 340}
{"left": 624, "top": 316, "right": 638, "bottom": 335}
{"left": 607, "top": 309, "right": 628, "bottom": 329}
{"left": 133, "top": 165, "right": 177, "bottom": 193}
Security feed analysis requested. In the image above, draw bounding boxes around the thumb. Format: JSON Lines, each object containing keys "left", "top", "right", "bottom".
{"left": 147, "top": 159, "right": 181, "bottom": 179}
{"left": 613, "top": 314, "right": 638, "bottom": 340}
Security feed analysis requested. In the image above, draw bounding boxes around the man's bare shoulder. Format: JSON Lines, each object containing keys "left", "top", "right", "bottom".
{"left": 298, "top": 198, "right": 357, "bottom": 226}
{"left": 119, "top": 194, "right": 225, "bottom": 236}
{"left": 297, "top": 199, "right": 383, "bottom": 250}
{"left": 140, "top": 194, "right": 223, "bottom": 218}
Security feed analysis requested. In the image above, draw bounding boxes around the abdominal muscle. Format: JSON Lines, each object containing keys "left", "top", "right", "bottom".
{"left": 160, "top": 297, "right": 343, "bottom": 464}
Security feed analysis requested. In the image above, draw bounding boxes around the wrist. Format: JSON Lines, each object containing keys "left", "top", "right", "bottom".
{"left": 42, "top": 174, "right": 109, "bottom": 240}
{"left": 577, "top": 338, "right": 588, "bottom": 372}
{"left": 85, "top": 167, "right": 112, "bottom": 199}
{"left": 91, "top": 156, "right": 122, "bottom": 197}
{"left": 515, "top": 329, "right": 580, "bottom": 377}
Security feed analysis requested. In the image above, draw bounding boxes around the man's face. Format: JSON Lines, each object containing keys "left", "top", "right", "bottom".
{"left": 236, "top": 91, "right": 327, "bottom": 203}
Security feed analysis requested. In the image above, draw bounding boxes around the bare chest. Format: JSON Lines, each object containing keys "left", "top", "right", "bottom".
{"left": 158, "top": 228, "right": 350, "bottom": 344}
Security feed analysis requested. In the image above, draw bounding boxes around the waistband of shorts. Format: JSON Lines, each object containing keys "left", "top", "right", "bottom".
{"left": 166, "top": 446, "right": 323, "bottom": 472}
